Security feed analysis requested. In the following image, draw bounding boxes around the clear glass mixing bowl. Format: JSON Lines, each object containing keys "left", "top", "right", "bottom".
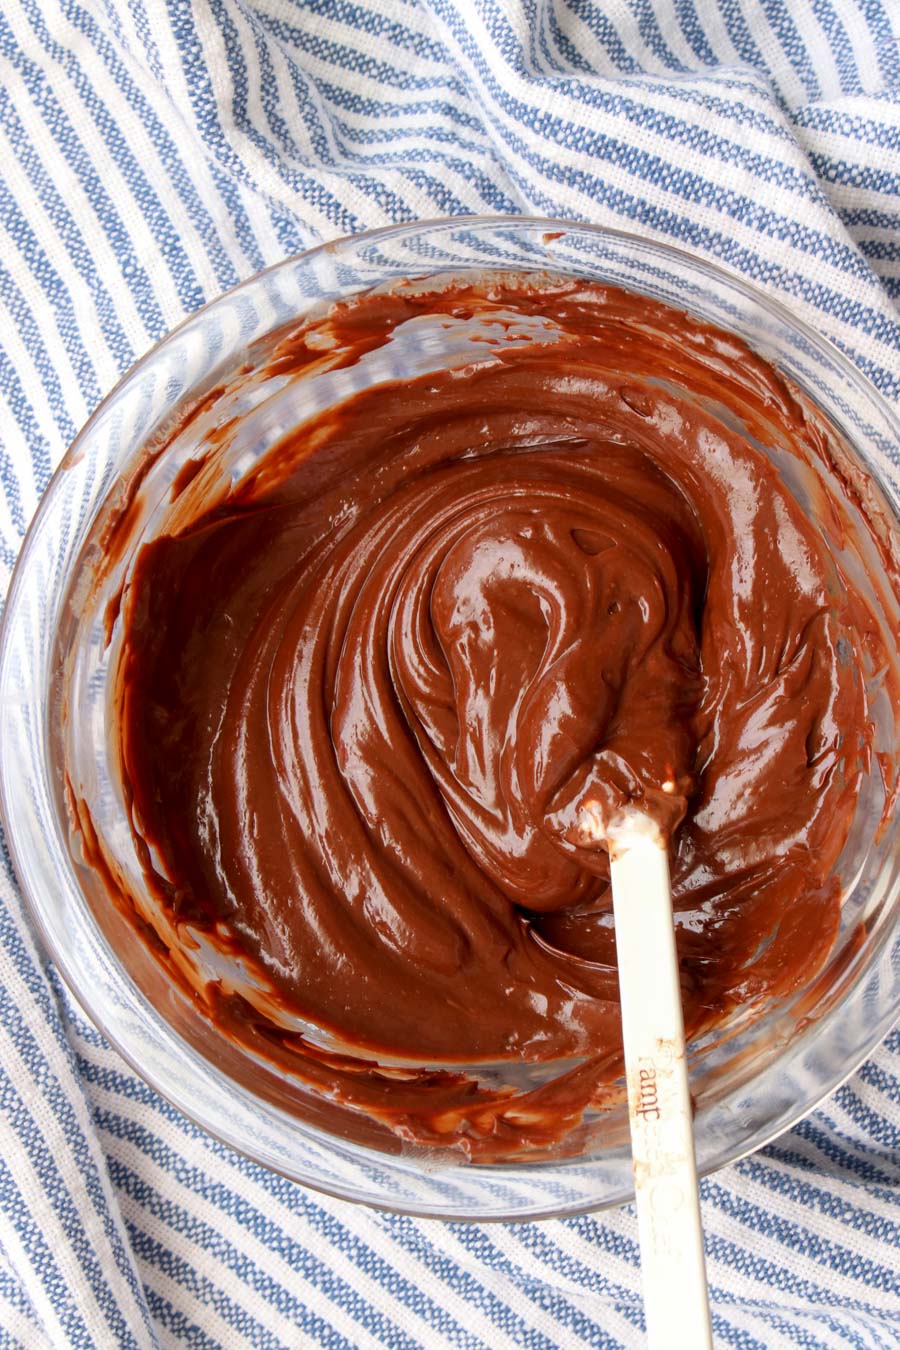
{"left": 1, "top": 217, "right": 897, "bottom": 1221}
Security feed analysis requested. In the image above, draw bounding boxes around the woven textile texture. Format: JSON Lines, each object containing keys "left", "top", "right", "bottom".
{"left": 0, "top": 2, "right": 898, "bottom": 1346}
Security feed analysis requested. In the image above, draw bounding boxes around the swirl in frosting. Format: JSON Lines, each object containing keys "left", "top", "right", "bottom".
{"left": 90, "top": 276, "right": 895, "bottom": 1156}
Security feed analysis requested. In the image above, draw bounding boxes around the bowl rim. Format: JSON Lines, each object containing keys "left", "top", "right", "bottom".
{"left": 37, "top": 212, "right": 900, "bottom": 505}
{"left": 1, "top": 212, "right": 898, "bottom": 1221}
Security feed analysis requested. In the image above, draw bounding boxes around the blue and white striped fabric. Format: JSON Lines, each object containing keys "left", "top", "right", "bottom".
{"left": 1, "top": 2, "right": 898, "bottom": 1345}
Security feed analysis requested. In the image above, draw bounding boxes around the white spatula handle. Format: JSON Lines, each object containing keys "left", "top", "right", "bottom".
{"left": 610, "top": 832, "right": 713, "bottom": 1349}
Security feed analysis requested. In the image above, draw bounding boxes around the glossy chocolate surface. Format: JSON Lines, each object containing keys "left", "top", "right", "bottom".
{"left": 88, "top": 278, "right": 895, "bottom": 1155}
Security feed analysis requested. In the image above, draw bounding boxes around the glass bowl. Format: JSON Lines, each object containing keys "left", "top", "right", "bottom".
{"left": 1, "top": 217, "right": 897, "bottom": 1221}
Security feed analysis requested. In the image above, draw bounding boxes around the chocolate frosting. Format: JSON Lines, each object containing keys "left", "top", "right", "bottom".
{"left": 87, "top": 276, "right": 896, "bottom": 1156}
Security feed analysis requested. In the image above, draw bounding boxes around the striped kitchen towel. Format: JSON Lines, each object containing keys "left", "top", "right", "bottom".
{"left": 1, "top": 1, "right": 899, "bottom": 1346}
